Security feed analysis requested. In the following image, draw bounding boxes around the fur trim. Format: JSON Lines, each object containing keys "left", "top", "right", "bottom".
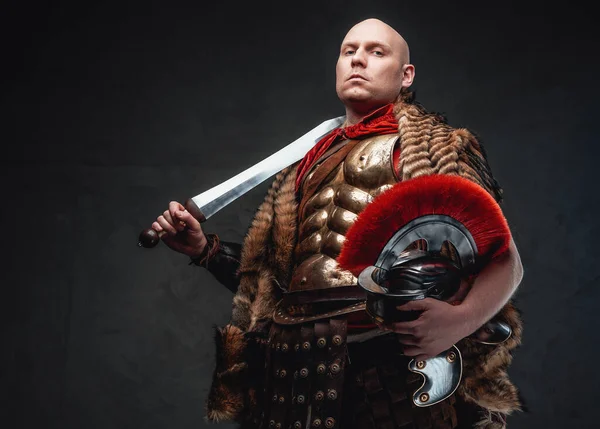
{"left": 205, "top": 324, "right": 248, "bottom": 422}
{"left": 232, "top": 166, "right": 298, "bottom": 331}
{"left": 394, "top": 92, "right": 503, "bottom": 203}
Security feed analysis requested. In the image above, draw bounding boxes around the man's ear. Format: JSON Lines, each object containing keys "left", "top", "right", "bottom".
{"left": 401, "top": 64, "right": 415, "bottom": 88}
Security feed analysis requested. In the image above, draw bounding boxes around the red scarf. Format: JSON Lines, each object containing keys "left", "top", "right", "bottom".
{"left": 295, "top": 103, "right": 399, "bottom": 191}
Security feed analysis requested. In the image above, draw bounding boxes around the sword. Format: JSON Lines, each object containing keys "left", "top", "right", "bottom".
{"left": 138, "top": 115, "right": 346, "bottom": 248}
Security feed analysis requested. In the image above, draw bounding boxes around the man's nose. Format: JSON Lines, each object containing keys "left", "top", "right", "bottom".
{"left": 351, "top": 48, "right": 367, "bottom": 67}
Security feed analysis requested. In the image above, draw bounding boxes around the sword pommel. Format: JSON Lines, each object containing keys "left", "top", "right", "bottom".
{"left": 138, "top": 228, "right": 160, "bottom": 248}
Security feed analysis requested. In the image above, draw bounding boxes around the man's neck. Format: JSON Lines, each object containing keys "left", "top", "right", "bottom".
{"left": 344, "top": 110, "right": 368, "bottom": 126}
{"left": 344, "top": 103, "right": 391, "bottom": 127}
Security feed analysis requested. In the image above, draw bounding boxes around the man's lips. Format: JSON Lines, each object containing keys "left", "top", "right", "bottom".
{"left": 348, "top": 74, "right": 367, "bottom": 81}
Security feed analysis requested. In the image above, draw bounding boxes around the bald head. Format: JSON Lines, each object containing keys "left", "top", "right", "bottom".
{"left": 335, "top": 18, "right": 415, "bottom": 123}
{"left": 345, "top": 19, "right": 410, "bottom": 65}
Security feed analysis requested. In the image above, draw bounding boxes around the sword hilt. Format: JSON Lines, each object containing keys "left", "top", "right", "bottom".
{"left": 137, "top": 199, "right": 206, "bottom": 248}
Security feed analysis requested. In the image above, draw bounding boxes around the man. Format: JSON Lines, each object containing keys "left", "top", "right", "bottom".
{"left": 151, "top": 18, "right": 523, "bottom": 429}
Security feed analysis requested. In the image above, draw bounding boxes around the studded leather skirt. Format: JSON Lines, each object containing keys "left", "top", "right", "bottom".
{"left": 255, "top": 317, "right": 458, "bottom": 429}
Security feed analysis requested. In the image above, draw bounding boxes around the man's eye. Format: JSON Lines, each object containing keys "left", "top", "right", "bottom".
{"left": 373, "top": 50, "right": 383, "bottom": 56}
{"left": 344, "top": 50, "right": 355, "bottom": 55}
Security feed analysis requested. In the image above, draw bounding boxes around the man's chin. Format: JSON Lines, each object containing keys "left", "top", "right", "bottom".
{"left": 342, "top": 96, "right": 379, "bottom": 112}
{"left": 341, "top": 92, "right": 371, "bottom": 105}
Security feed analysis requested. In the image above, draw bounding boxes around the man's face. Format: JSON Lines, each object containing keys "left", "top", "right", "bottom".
{"left": 336, "top": 20, "right": 408, "bottom": 112}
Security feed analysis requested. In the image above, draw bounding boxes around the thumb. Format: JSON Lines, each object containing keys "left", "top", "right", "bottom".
{"left": 175, "top": 209, "right": 202, "bottom": 232}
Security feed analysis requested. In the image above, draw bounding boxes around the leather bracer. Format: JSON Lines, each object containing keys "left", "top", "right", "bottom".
{"left": 191, "top": 238, "right": 242, "bottom": 294}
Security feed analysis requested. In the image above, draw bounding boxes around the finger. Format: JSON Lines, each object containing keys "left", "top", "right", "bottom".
{"left": 175, "top": 209, "right": 202, "bottom": 232}
{"left": 390, "top": 320, "right": 420, "bottom": 335}
{"left": 169, "top": 201, "right": 186, "bottom": 222}
{"left": 396, "top": 334, "right": 420, "bottom": 346}
{"left": 156, "top": 215, "right": 177, "bottom": 236}
{"left": 401, "top": 345, "right": 423, "bottom": 357}
{"left": 164, "top": 210, "right": 185, "bottom": 232}
{"left": 151, "top": 221, "right": 164, "bottom": 233}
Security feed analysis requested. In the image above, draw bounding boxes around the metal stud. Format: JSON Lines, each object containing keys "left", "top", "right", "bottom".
{"left": 330, "top": 362, "right": 341, "bottom": 375}
{"left": 316, "top": 363, "right": 326, "bottom": 374}
{"left": 282, "top": 343, "right": 289, "bottom": 352}
{"left": 294, "top": 343, "right": 300, "bottom": 352}
{"left": 280, "top": 369, "right": 287, "bottom": 378}
{"left": 294, "top": 421, "right": 302, "bottom": 429}
{"left": 446, "top": 351, "right": 456, "bottom": 363}
{"left": 416, "top": 360, "right": 426, "bottom": 369}
{"left": 269, "top": 420, "right": 276, "bottom": 428}
{"left": 325, "top": 417, "right": 335, "bottom": 429}
{"left": 278, "top": 395, "right": 285, "bottom": 404}
{"left": 314, "top": 390, "right": 324, "bottom": 401}
{"left": 302, "top": 341, "right": 311, "bottom": 351}
{"left": 297, "top": 394, "right": 305, "bottom": 404}
{"left": 327, "top": 389, "right": 338, "bottom": 400}
{"left": 332, "top": 335, "right": 342, "bottom": 346}
{"left": 276, "top": 423, "right": 282, "bottom": 429}
{"left": 300, "top": 368, "right": 309, "bottom": 378}
{"left": 272, "top": 394, "right": 278, "bottom": 403}
{"left": 317, "top": 337, "right": 327, "bottom": 348}
{"left": 312, "top": 418, "right": 322, "bottom": 428}
{"left": 420, "top": 392, "right": 430, "bottom": 403}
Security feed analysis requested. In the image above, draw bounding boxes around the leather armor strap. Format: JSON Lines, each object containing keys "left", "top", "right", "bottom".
{"left": 309, "top": 321, "right": 329, "bottom": 428}
{"left": 273, "top": 302, "right": 366, "bottom": 325}
{"left": 282, "top": 287, "right": 367, "bottom": 305}
{"left": 288, "top": 325, "right": 315, "bottom": 429}
{"left": 321, "top": 319, "right": 347, "bottom": 429}
{"left": 265, "top": 324, "right": 295, "bottom": 429}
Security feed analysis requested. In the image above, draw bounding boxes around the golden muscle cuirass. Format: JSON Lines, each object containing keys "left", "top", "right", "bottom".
{"left": 288, "top": 134, "right": 400, "bottom": 292}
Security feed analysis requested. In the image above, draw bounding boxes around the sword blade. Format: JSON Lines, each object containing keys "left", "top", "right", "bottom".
{"left": 191, "top": 116, "right": 345, "bottom": 220}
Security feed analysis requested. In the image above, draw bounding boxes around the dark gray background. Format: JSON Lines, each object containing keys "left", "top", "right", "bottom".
{"left": 2, "top": 0, "right": 598, "bottom": 428}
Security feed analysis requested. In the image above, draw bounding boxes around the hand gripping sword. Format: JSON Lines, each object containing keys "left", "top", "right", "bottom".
{"left": 138, "top": 116, "right": 346, "bottom": 248}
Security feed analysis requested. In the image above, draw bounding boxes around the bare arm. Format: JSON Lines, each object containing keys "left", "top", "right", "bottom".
{"left": 390, "top": 236, "right": 524, "bottom": 360}
{"left": 455, "top": 237, "right": 523, "bottom": 334}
